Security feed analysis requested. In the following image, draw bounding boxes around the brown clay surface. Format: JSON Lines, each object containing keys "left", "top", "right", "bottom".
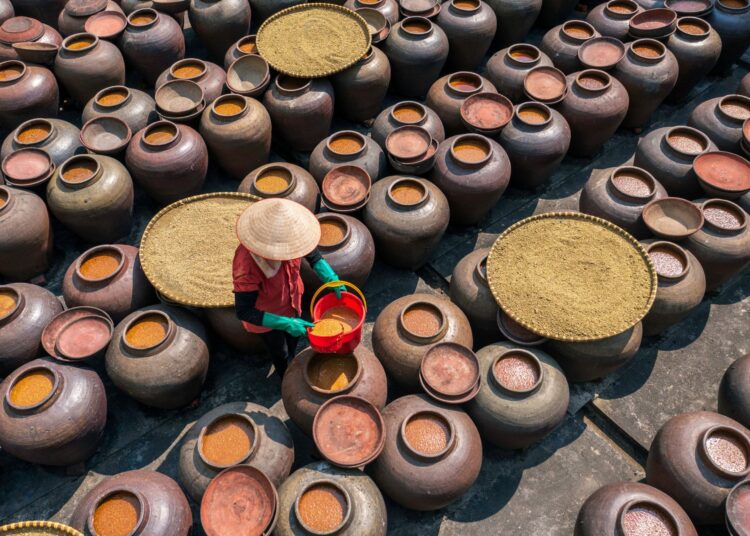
{"left": 93, "top": 492, "right": 140, "bottom": 536}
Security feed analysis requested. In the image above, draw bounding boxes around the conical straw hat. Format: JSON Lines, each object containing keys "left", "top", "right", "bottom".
{"left": 236, "top": 198, "right": 321, "bottom": 261}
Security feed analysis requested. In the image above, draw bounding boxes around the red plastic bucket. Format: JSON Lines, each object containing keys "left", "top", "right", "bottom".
{"left": 308, "top": 281, "right": 366, "bottom": 354}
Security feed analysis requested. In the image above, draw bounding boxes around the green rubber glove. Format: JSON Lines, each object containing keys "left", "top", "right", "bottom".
{"left": 262, "top": 313, "right": 314, "bottom": 338}
{"left": 312, "top": 259, "right": 346, "bottom": 299}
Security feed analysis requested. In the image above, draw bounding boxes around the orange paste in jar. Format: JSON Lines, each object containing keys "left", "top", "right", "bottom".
{"left": 97, "top": 88, "right": 128, "bottom": 107}
{"left": 80, "top": 250, "right": 121, "bottom": 280}
{"left": 214, "top": 98, "right": 245, "bottom": 116}
{"left": 0, "top": 63, "right": 23, "bottom": 81}
{"left": 402, "top": 19, "right": 430, "bottom": 33}
{"left": 564, "top": 23, "right": 594, "bottom": 38}
{"left": 130, "top": 12, "right": 155, "bottom": 25}
{"left": 494, "top": 353, "right": 540, "bottom": 391}
{"left": 518, "top": 106, "right": 549, "bottom": 124}
{"left": 319, "top": 220, "right": 347, "bottom": 246}
{"left": 390, "top": 181, "right": 425, "bottom": 205}
{"left": 17, "top": 123, "right": 51, "bottom": 144}
{"left": 393, "top": 104, "right": 424, "bottom": 123}
{"left": 9, "top": 369, "right": 55, "bottom": 407}
{"left": 144, "top": 124, "right": 176, "bottom": 145}
{"left": 449, "top": 75, "right": 480, "bottom": 92}
{"left": 67, "top": 36, "right": 95, "bottom": 50}
{"left": 62, "top": 159, "right": 98, "bottom": 183}
{"left": 93, "top": 492, "right": 141, "bottom": 536}
{"left": 404, "top": 413, "right": 450, "bottom": 455}
{"left": 239, "top": 40, "right": 257, "bottom": 53}
{"left": 453, "top": 139, "right": 489, "bottom": 163}
{"left": 308, "top": 354, "right": 358, "bottom": 391}
{"left": 329, "top": 134, "right": 364, "bottom": 155}
{"left": 173, "top": 62, "right": 205, "bottom": 79}
{"left": 255, "top": 171, "right": 290, "bottom": 194}
{"left": 201, "top": 416, "right": 254, "bottom": 466}
{"left": 297, "top": 484, "right": 347, "bottom": 533}
{"left": 402, "top": 303, "right": 442, "bottom": 338}
{"left": 125, "top": 314, "right": 168, "bottom": 349}
{"left": 0, "top": 289, "right": 17, "bottom": 317}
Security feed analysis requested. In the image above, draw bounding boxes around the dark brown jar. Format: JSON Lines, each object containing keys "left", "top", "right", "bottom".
{"left": 69, "top": 469, "right": 192, "bottom": 536}
{"left": 429, "top": 134, "right": 510, "bottom": 225}
{"left": 46, "top": 154, "right": 134, "bottom": 243}
{"left": 0, "top": 284, "right": 62, "bottom": 375}
{"left": 370, "top": 394, "right": 482, "bottom": 510}
{"left": 484, "top": 0, "right": 541, "bottom": 47}
{"left": 263, "top": 75, "right": 334, "bottom": 152}
{"left": 688, "top": 94, "right": 750, "bottom": 153}
{"left": 156, "top": 58, "right": 226, "bottom": 105}
{"left": 575, "top": 481, "right": 698, "bottom": 536}
{"left": 281, "top": 345, "right": 388, "bottom": 436}
{"left": 666, "top": 18, "right": 722, "bottom": 102}
{"left": 0, "top": 0, "right": 11, "bottom": 25}
{"left": 58, "top": 0, "right": 123, "bottom": 36}
{"left": 585, "top": 0, "right": 642, "bottom": 41}
{"left": 372, "top": 101, "right": 445, "bottom": 149}
{"left": 120, "top": 9, "right": 185, "bottom": 85}
{"left": 332, "top": 47, "right": 390, "bottom": 123}
{"left": 345, "top": 0, "right": 398, "bottom": 24}
{"left": 0, "top": 187, "right": 52, "bottom": 282}
{"left": 707, "top": 0, "right": 750, "bottom": 73}
{"left": 203, "top": 306, "right": 267, "bottom": 354}
{"left": 62, "top": 244, "right": 155, "bottom": 322}
{"left": 546, "top": 323, "right": 643, "bottom": 382}
{"left": 239, "top": 162, "right": 319, "bottom": 213}
{"left": 740, "top": 72, "right": 750, "bottom": 97}
{"left": 1, "top": 118, "right": 83, "bottom": 168}
{"left": 126, "top": 120, "right": 208, "bottom": 205}
{"left": 83, "top": 85, "right": 158, "bottom": 134}
{"left": 633, "top": 125, "right": 717, "bottom": 198}
{"left": 541, "top": 21, "right": 600, "bottom": 74}
{"left": 426, "top": 72, "right": 497, "bottom": 135}
{"left": 188, "top": 0, "right": 251, "bottom": 60}
{"left": 383, "top": 17, "right": 449, "bottom": 98}
{"left": 647, "top": 411, "right": 750, "bottom": 525}
{"left": 121, "top": 0, "right": 154, "bottom": 14}
{"left": 613, "top": 39, "right": 679, "bottom": 130}
{"left": 485, "top": 44, "right": 554, "bottom": 104}
{"left": 448, "top": 247, "right": 500, "bottom": 344}
{"left": 435, "top": 0, "right": 496, "bottom": 71}
{"left": 579, "top": 165, "right": 668, "bottom": 238}
{"left": 719, "top": 354, "right": 750, "bottom": 430}
{"left": 558, "top": 69, "right": 629, "bottom": 157}
{"left": 372, "top": 292, "right": 473, "bottom": 389}
{"left": 309, "top": 131, "right": 387, "bottom": 185}
{"left": 0, "top": 358, "right": 106, "bottom": 465}
{"left": 223, "top": 34, "right": 257, "bottom": 70}
{"left": 363, "top": 176, "right": 450, "bottom": 270}
{"left": 54, "top": 33, "right": 125, "bottom": 106}
{"left": 0, "top": 16, "right": 62, "bottom": 62}
{"left": 685, "top": 198, "right": 750, "bottom": 291}
{"left": 200, "top": 94, "right": 272, "bottom": 181}
{"left": 0, "top": 60, "right": 58, "bottom": 132}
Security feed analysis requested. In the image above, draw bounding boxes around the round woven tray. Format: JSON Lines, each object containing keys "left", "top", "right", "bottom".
{"left": 139, "top": 192, "right": 259, "bottom": 308}
{"left": 487, "top": 212, "right": 658, "bottom": 342}
{"left": 257, "top": 3, "right": 371, "bottom": 78}
{"left": 0, "top": 521, "right": 83, "bottom": 536}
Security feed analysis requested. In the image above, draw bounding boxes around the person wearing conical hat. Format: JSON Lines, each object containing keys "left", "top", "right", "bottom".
{"left": 233, "top": 198, "right": 344, "bottom": 377}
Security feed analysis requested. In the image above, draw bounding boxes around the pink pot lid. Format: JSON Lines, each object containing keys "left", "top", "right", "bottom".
{"left": 55, "top": 315, "right": 113, "bottom": 360}
{"left": 578, "top": 37, "right": 626, "bottom": 69}
{"left": 385, "top": 125, "right": 432, "bottom": 161}
{"left": 0, "top": 17, "right": 44, "bottom": 45}
{"left": 41, "top": 306, "right": 114, "bottom": 361}
{"left": 85, "top": 11, "right": 127, "bottom": 39}
{"left": 420, "top": 342, "right": 480, "bottom": 397}
{"left": 460, "top": 92, "right": 513, "bottom": 132}
{"left": 66, "top": 0, "right": 108, "bottom": 16}
{"left": 1, "top": 148, "right": 53, "bottom": 185}
{"left": 322, "top": 165, "right": 371, "bottom": 208}
{"left": 694, "top": 151, "right": 750, "bottom": 192}
{"left": 524, "top": 66, "right": 567, "bottom": 103}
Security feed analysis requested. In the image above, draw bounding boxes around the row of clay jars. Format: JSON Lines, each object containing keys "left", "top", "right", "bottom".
{"left": 309, "top": 130, "right": 387, "bottom": 185}
{"left": 485, "top": 44, "right": 554, "bottom": 103}
{"left": 435, "top": 0, "right": 496, "bottom": 71}
{"left": 1, "top": 118, "right": 83, "bottom": 168}
{"left": 0, "top": 358, "right": 106, "bottom": 465}
{"left": 586, "top": 0, "right": 642, "bottom": 41}
{"left": 541, "top": 20, "right": 600, "bottom": 74}
{"left": 708, "top": 0, "right": 750, "bottom": 73}
{"left": 178, "top": 401, "right": 294, "bottom": 502}
{"left": 0, "top": 283, "right": 62, "bottom": 375}
{"left": 0, "top": 15, "right": 61, "bottom": 62}
{"left": 11, "top": 0, "right": 66, "bottom": 28}
{"left": 371, "top": 100, "right": 445, "bottom": 150}
{"left": 332, "top": 47, "right": 390, "bottom": 123}
{"left": 58, "top": 0, "right": 123, "bottom": 36}
{"left": 189, "top": 0, "right": 251, "bottom": 60}
{"left": 372, "top": 292, "right": 473, "bottom": 389}
{"left": 449, "top": 247, "right": 500, "bottom": 344}
{"left": 55, "top": 33, "right": 125, "bottom": 106}
{"left": 156, "top": 58, "right": 226, "bottom": 104}
{"left": 719, "top": 354, "right": 750, "bottom": 430}
{"left": 120, "top": 8, "right": 185, "bottom": 85}
{"left": 240, "top": 162, "right": 320, "bottom": 213}
{"left": 70, "top": 469, "right": 192, "bottom": 536}
{"left": 666, "top": 18, "right": 722, "bottom": 102}
{"left": 485, "top": 0, "right": 540, "bottom": 47}
{"left": 689, "top": 94, "right": 750, "bottom": 154}
{"left": 426, "top": 71, "right": 497, "bottom": 135}
{"left": 0, "top": 187, "right": 53, "bottom": 282}
{"left": 0, "top": 60, "right": 59, "bottom": 132}
{"left": 83, "top": 85, "right": 158, "bottom": 133}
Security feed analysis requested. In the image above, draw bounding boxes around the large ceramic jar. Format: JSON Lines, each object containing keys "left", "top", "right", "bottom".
{"left": 558, "top": 69, "right": 629, "bottom": 157}
{"left": 688, "top": 94, "right": 750, "bottom": 153}
{"left": 120, "top": 8, "right": 185, "bottom": 85}
{"left": 10, "top": 0, "right": 65, "bottom": 27}
{"left": 363, "top": 176, "right": 450, "bottom": 270}
{"left": 239, "top": 162, "right": 319, "bottom": 213}
{"left": 263, "top": 75, "right": 334, "bottom": 152}
{"left": 467, "top": 342, "right": 569, "bottom": 449}
{"left": 309, "top": 131, "right": 387, "bottom": 185}
{"left": 633, "top": 125, "right": 717, "bottom": 198}
{"left": 83, "top": 86, "right": 157, "bottom": 134}
{"left": 499, "top": 101, "right": 570, "bottom": 190}
{"left": 47, "top": 154, "right": 134, "bottom": 243}
{"left": 585, "top": 0, "right": 642, "bottom": 40}
{"left": 54, "top": 33, "right": 125, "bottom": 106}
{"left": 708, "top": 0, "right": 750, "bottom": 73}
{"left": 0, "top": 60, "right": 58, "bottom": 132}
{"left": 0, "top": 187, "right": 52, "bottom": 282}
{"left": 485, "top": 44, "right": 554, "bottom": 103}
{"left": 62, "top": 244, "right": 155, "bottom": 322}
{"left": 371, "top": 101, "right": 445, "bottom": 149}
{"left": 613, "top": 39, "right": 678, "bottom": 131}
{"left": 579, "top": 165, "right": 667, "bottom": 238}
{"left": 178, "top": 401, "right": 294, "bottom": 502}
{"left": 575, "top": 481, "right": 698, "bottom": 536}
{"left": 0, "top": 0, "right": 10, "bottom": 24}
{"left": 383, "top": 17, "right": 449, "bottom": 98}
{"left": 485, "top": 0, "right": 541, "bottom": 47}
{"left": 719, "top": 354, "right": 750, "bottom": 429}
{"left": 541, "top": 21, "right": 600, "bottom": 74}
{"left": 435, "top": 0, "right": 496, "bottom": 71}
{"left": 276, "top": 461, "right": 387, "bottom": 536}
{"left": 426, "top": 72, "right": 497, "bottom": 135}
{"left": 371, "top": 394, "right": 482, "bottom": 510}
{"left": 69, "top": 470, "right": 192, "bottom": 536}
{"left": 666, "top": 18, "right": 722, "bottom": 102}
{"left": 332, "top": 47, "right": 390, "bottom": 123}
{"left": 200, "top": 94, "right": 272, "bottom": 180}
{"left": 203, "top": 306, "right": 266, "bottom": 354}
{"left": 449, "top": 247, "right": 500, "bottom": 344}
{"left": 646, "top": 411, "right": 750, "bottom": 525}
{"left": 371, "top": 292, "right": 473, "bottom": 389}
{"left": 740, "top": 72, "right": 750, "bottom": 97}
{"left": 0, "top": 284, "right": 61, "bottom": 375}
{"left": 429, "top": 134, "right": 510, "bottom": 225}
{"left": 685, "top": 198, "right": 750, "bottom": 291}
{"left": 106, "top": 305, "right": 209, "bottom": 409}
{"left": 0, "top": 358, "right": 106, "bottom": 465}
{"left": 156, "top": 58, "right": 225, "bottom": 104}
{"left": 58, "top": 0, "right": 123, "bottom": 36}
{"left": 0, "top": 16, "right": 62, "bottom": 62}
{"left": 189, "top": 0, "right": 251, "bottom": 60}
{"left": 1, "top": 118, "right": 82, "bottom": 168}
{"left": 126, "top": 121, "right": 208, "bottom": 205}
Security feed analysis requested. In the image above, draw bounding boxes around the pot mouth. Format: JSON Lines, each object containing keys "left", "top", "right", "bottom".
{"left": 122, "top": 310, "right": 173, "bottom": 352}
{"left": 326, "top": 131, "right": 367, "bottom": 157}
{"left": 226, "top": 54, "right": 270, "bottom": 95}
{"left": 390, "top": 101, "right": 427, "bottom": 125}
{"left": 212, "top": 94, "right": 248, "bottom": 118}
{"left": 95, "top": 85, "right": 132, "bottom": 108}
{"left": 642, "top": 196, "right": 704, "bottom": 239}
{"left": 0, "top": 187, "right": 9, "bottom": 213}
{"left": 80, "top": 115, "right": 132, "bottom": 154}
{"left": 574, "top": 69, "right": 613, "bottom": 92}
{"left": 60, "top": 154, "right": 101, "bottom": 187}
{"left": 578, "top": 39, "right": 625, "bottom": 70}
{"left": 616, "top": 499, "right": 679, "bottom": 536}
{"left": 62, "top": 32, "right": 98, "bottom": 52}
{"left": 646, "top": 241, "right": 689, "bottom": 280}
{"left": 387, "top": 177, "right": 429, "bottom": 208}
{"left": 1, "top": 148, "right": 54, "bottom": 186}
{"left": 304, "top": 352, "right": 362, "bottom": 394}
{"left": 399, "top": 300, "right": 447, "bottom": 342}
{"left": 317, "top": 214, "right": 352, "bottom": 249}
{"left": 88, "top": 488, "right": 147, "bottom": 536}
{"left": 609, "top": 165, "right": 657, "bottom": 202}
{"left": 507, "top": 43, "right": 541, "bottom": 65}
{"left": 0, "top": 16, "right": 45, "bottom": 44}
{"left": 198, "top": 412, "right": 258, "bottom": 469}
{"left": 515, "top": 102, "right": 553, "bottom": 127}
{"left": 665, "top": 126, "right": 710, "bottom": 156}
{"left": 451, "top": 0, "right": 480, "bottom": 11}
{"left": 0, "top": 285, "right": 21, "bottom": 323}
{"left": 253, "top": 165, "right": 295, "bottom": 197}
{"left": 358, "top": 0, "right": 385, "bottom": 5}
{"left": 460, "top": 92, "right": 514, "bottom": 134}
{"left": 400, "top": 410, "right": 456, "bottom": 460}
{"left": 562, "top": 20, "right": 596, "bottom": 42}
{"left": 447, "top": 71, "right": 483, "bottom": 95}
{"left": 676, "top": 16, "right": 709, "bottom": 36}
{"left": 718, "top": 0, "right": 749, "bottom": 11}
{"left": 630, "top": 39, "right": 666, "bottom": 62}
{"left": 76, "top": 245, "right": 125, "bottom": 283}
{"left": 0, "top": 60, "right": 26, "bottom": 83}
{"left": 450, "top": 133, "right": 492, "bottom": 167}
{"left": 321, "top": 165, "right": 371, "bottom": 211}
{"left": 276, "top": 73, "right": 311, "bottom": 93}
{"left": 170, "top": 58, "right": 207, "bottom": 81}
{"left": 718, "top": 95, "right": 750, "bottom": 123}
{"left": 400, "top": 16, "right": 433, "bottom": 36}
{"left": 127, "top": 8, "right": 158, "bottom": 28}
{"left": 386, "top": 125, "right": 432, "bottom": 161}
{"left": 524, "top": 65, "right": 567, "bottom": 104}
{"left": 5, "top": 364, "right": 61, "bottom": 412}
{"left": 420, "top": 342, "right": 481, "bottom": 398}
{"left": 142, "top": 120, "right": 180, "bottom": 147}
{"left": 491, "top": 349, "right": 544, "bottom": 394}
{"left": 357, "top": 8, "right": 388, "bottom": 36}
{"left": 700, "top": 425, "right": 750, "bottom": 479}
{"left": 65, "top": 0, "right": 108, "bottom": 17}
{"left": 14, "top": 118, "right": 54, "bottom": 146}
{"left": 701, "top": 199, "right": 747, "bottom": 232}
{"left": 294, "top": 480, "right": 352, "bottom": 535}
{"left": 236, "top": 34, "right": 257, "bottom": 54}
{"left": 605, "top": 0, "right": 639, "bottom": 15}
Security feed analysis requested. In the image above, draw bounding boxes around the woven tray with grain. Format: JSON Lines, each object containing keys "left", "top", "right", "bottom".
{"left": 0, "top": 521, "right": 83, "bottom": 536}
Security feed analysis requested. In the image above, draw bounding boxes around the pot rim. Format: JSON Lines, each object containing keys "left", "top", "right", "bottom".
{"left": 506, "top": 43, "right": 542, "bottom": 67}
{"left": 169, "top": 58, "right": 208, "bottom": 81}
{"left": 303, "top": 351, "right": 364, "bottom": 395}
{"left": 94, "top": 85, "right": 133, "bottom": 109}
{"left": 317, "top": 213, "right": 352, "bottom": 250}
{"left": 0, "top": 284, "right": 23, "bottom": 324}
{"left": 629, "top": 38, "right": 667, "bottom": 63}
{"left": 450, "top": 0, "right": 481, "bottom": 12}
{"left": 75, "top": 244, "right": 126, "bottom": 284}
{"left": 716, "top": 0, "right": 750, "bottom": 12}
{"left": 0, "top": 60, "right": 27, "bottom": 85}
{"left": 446, "top": 71, "right": 484, "bottom": 97}
{"left": 398, "top": 299, "right": 448, "bottom": 343}
{"left": 490, "top": 347, "right": 545, "bottom": 395}
{"left": 514, "top": 101, "right": 553, "bottom": 128}
{"left": 210, "top": 93, "right": 249, "bottom": 120}
{"left": 120, "top": 309, "right": 177, "bottom": 354}
{"left": 574, "top": 69, "right": 613, "bottom": 94}
{"left": 675, "top": 16, "right": 710, "bottom": 38}
{"left": 1, "top": 147, "right": 55, "bottom": 187}
{"left": 86, "top": 487, "right": 149, "bottom": 536}
{"left": 293, "top": 479, "right": 353, "bottom": 535}
{"left": 450, "top": 133, "right": 493, "bottom": 168}
{"left": 642, "top": 196, "right": 704, "bottom": 239}
{"left": 700, "top": 198, "right": 748, "bottom": 234}
{"left": 390, "top": 101, "right": 428, "bottom": 126}
{"left": 80, "top": 115, "right": 132, "bottom": 155}
{"left": 59, "top": 154, "right": 103, "bottom": 188}
{"left": 561, "top": 20, "right": 597, "bottom": 43}
{"left": 13, "top": 118, "right": 55, "bottom": 147}
{"left": 326, "top": 130, "right": 368, "bottom": 159}
{"left": 399, "top": 16, "right": 434, "bottom": 37}
{"left": 386, "top": 177, "right": 430, "bottom": 210}
{"left": 127, "top": 7, "right": 160, "bottom": 29}
{"left": 496, "top": 309, "right": 548, "bottom": 346}
{"left": 664, "top": 125, "right": 711, "bottom": 157}
{"left": 717, "top": 94, "right": 750, "bottom": 124}
{"left": 234, "top": 34, "right": 257, "bottom": 54}
{"left": 5, "top": 363, "right": 62, "bottom": 413}
{"left": 141, "top": 120, "right": 182, "bottom": 148}
{"left": 197, "top": 411, "right": 260, "bottom": 469}
{"left": 616, "top": 498, "right": 681, "bottom": 536}
{"left": 605, "top": 0, "right": 640, "bottom": 18}
{"left": 699, "top": 424, "right": 750, "bottom": 480}
{"left": 252, "top": 164, "right": 297, "bottom": 198}
{"left": 608, "top": 165, "right": 658, "bottom": 203}
{"left": 275, "top": 73, "right": 311, "bottom": 94}
{"left": 399, "top": 409, "right": 457, "bottom": 460}
{"left": 62, "top": 32, "right": 99, "bottom": 53}
{"left": 645, "top": 240, "right": 690, "bottom": 281}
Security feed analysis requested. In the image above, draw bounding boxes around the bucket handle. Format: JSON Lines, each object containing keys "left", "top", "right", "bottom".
{"left": 310, "top": 280, "right": 367, "bottom": 318}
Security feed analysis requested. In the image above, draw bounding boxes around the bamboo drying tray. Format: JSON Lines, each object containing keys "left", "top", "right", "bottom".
{"left": 0, "top": 521, "right": 83, "bottom": 536}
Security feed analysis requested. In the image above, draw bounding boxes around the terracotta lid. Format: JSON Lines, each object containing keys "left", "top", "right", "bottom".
{"left": 155, "top": 79, "right": 204, "bottom": 116}
{"left": 727, "top": 479, "right": 750, "bottom": 534}
{"left": 419, "top": 342, "right": 481, "bottom": 404}
{"left": 0, "top": 17, "right": 44, "bottom": 44}
{"left": 313, "top": 395, "right": 385, "bottom": 468}
{"left": 460, "top": 92, "right": 513, "bottom": 135}
{"left": 629, "top": 8, "right": 677, "bottom": 36}
{"left": 226, "top": 54, "right": 271, "bottom": 96}
{"left": 201, "top": 466, "right": 278, "bottom": 536}
{"left": 66, "top": 0, "right": 108, "bottom": 16}
{"left": 85, "top": 11, "right": 127, "bottom": 39}
{"left": 694, "top": 151, "right": 750, "bottom": 194}
{"left": 41, "top": 306, "right": 114, "bottom": 362}
{"left": 642, "top": 197, "right": 704, "bottom": 239}
{"left": 1, "top": 148, "right": 54, "bottom": 187}
{"left": 578, "top": 37, "right": 626, "bottom": 70}
{"left": 80, "top": 116, "right": 132, "bottom": 155}
{"left": 322, "top": 165, "right": 371, "bottom": 212}
{"left": 385, "top": 125, "right": 432, "bottom": 162}
{"left": 524, "top": 66, "right": 567, "bottom": 104}
{"left": 55, "top": 315, "right": 113, "bottom": 360}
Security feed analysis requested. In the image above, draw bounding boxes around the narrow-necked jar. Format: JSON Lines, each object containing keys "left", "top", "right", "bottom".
{"left": 435, "top": 0, "right": 496, "bottom": 71}
{"left": 541, "top": 20, "right": 600, "bottom": 74}
{"left": 688, "top": 94, "right": 750, "bottom": 153}
{"left": 0, "top": 16, "right": 62, "bottom": 62}
{"left": 188, "top": 0, "right": 251, "bottom": 60}
{"left": 58, "top": 0, "right": 123, "bottom": 36}
{"left": 426, "top": 72, "right": 497, "bottom": 135}
{"left": 0, "top": 60, "right": 58, "bottom": 132}
{"left": 484, "top": 0, "right": 541, "bottom": 47}
{"left": 449, "top": 247, "right": 500, "bottom": 344}
{"left": 719, "top": 354, "right": 750, "bottom": 430}
{"left": 586, "top": 0, "right": 643, "bottom": 40}
{"left": 372, "top": 101, "right": 445, "bottom": 149}
{"left": 332, "top": 47, "right": 391, "bottom": 123}
{"left": 485, "top": 44, "right": 554, "bottom": 103}
{"left": 0, "top": 187, "right": 52, "bottom": 283}
{"left": 707, "top": 0, "right": 750, "bottom": 73}
{"left": 83, "top": 85, "right": 157, "bottom": 134}
{"left": 120, "top": 8, "right": 185, "bottom": 84}
{"left": 240, "top": 162, "right": 320, "bottom": 213}
{"left": 309, "top": 130, "right": 387, "bottom": 185}
{"left": 1, "top": 118, "right": 83, "bottom": 168}
{"left": 156, "top": 57, "right": 225, "bottom": 104}
{"left": 667, "top": 18, "right": 722, "bottom": 102}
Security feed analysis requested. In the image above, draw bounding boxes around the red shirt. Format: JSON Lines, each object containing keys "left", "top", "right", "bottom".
{"left": 232, "top": 245, "right": 304, "bottom": 333}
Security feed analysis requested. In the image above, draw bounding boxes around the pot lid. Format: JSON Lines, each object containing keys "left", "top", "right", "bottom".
{"left": 420, "top": 342, "right": 480, "bottom": 400}
{"left": 0, "top": 17, "right": 45, "bottom": 45}
{"left": 66, "top": 0, "right": 108, "bottom": 16}
{"left": 1, "top": 148, "right": 53, "bottom": 186}
{"left": 322, "top": 165, "right": 371, "bottom": 209}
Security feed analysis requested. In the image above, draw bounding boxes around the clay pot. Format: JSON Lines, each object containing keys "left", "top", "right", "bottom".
{"left": 666, "top": 18, "right": 721, "bottom": 101}
{"left": 383, "top": 17, "right": 449, "bottom": 98}
{"left": 10, "top": 0, "right": 67, "bottom": 28}
{"left": 372, "top": 292, "right": 473, "bottom": 389}
{"left": 189, "top": 0, "right": 251, "bottom": 60}
{"left": 69, "top": 469, "right": 192, "bottom": 535}
{"left": 309, "top": 131, "right": 387, "bottom": 185}
{"left": 126, "top": 120, "right": 208, "bottom": 204}
{"left": 688, "top": 94, "right": 750, "bottom": 153}
{"left": 426, "top": 72, "right": 497, "bottom": 135}
{"left": 58, "top": 0, "right": 123, "bottom": 36}
{"left": 575, "top": 481, "right": 698, "bottom": 536}
{"left": 633, "top": 125, "right": 718, "bottom": 198}
{"left": 345, "top": 0, "right": 399, "bottom": 24}
{"left": 0, "top": 60, "right": 58, "bottom": 132}
{"left": 121, "top": 0, "right": 154, "bottom": 13}
{"left": 263, "top": 75, "right": 334, "bottom": 152}
{"left": 0, "top": 358, "right": 106, "bottom": 465}
{"left": 579, "top": 165, "right": 668, "bottom": 238}
{"left": 370, "top": 394, "right": 481, "bottom": 510}
{"left": 0, "top": 16, "right": 62, "bottom": 62}
{"left": 0, "top": 284, "right": 62, "bottom": 375}
{"left": 685, "top": 198, "right": 750, "bottom": 291}
{"left": 499, "top": 102, "right": 571, "bottom": 190}
{"left": 586, "top": 0, "right": 643, "bottom": 40}
{"left": 239, "top": 162, "right": 319, "bottom": 213}
{"left": 331, "top": 47, "right": 390, "bottom": 123}
{"left": 448, "top": 247, "right": 500, "bottom": 344}
{"left": 1, "top": 118, "right": 83, "bottom": 169}
{"left": 485, "top": 44, "right": 554, "bottom": 104}
{"left": 484, "top": 0, "right": 541, "bottom": 47}
{"left": 546, "top": 323, "right": 643, "bottom": 382}
{"left": 558, "top": 69, "right": 629, "bottom": 157}
{"left": 429, "top": 133, "right": 510, "bottom": 225}
{"left": 719, "top": 354, "right": 750, "bottom": 430}
{"left": 82, "top": 85, "right": 158, "bottom": 134}
{"left": 223, "top": 34, "right": 257, "bottom": 70}
{"left": 0, "top": 0, "right": 11, "bottom": 25}
{"left": 156, "top": 58, "right": 225, "bottom": 106}
{"left": 46, "top": 154, "right": 134, "bottom": 243}
{"left": 363, "top": 176, "right": 450, "bottom": 270}
{"left": 120, "top": 9, "right": 186, "bottom": 85}
{"left": 203, "top": 306, "right": 267, "bottom": 354}
{"left": 435, "top": 0, "right": 496, "bottom": 71}
{"left": 613, "top": 39, "right": 679, "bottom": 130}
{"left": 54, "top": 33, "right": 125, "bottom": 106}
{"left": 0, "top": 187, "right": 52, "bottom": 282}
{"left": 740, "top": 72, "right": 750, "bottom": 97}
{"left": 707, "top": 0, "right": 750, "bottom": 73}
{"left": 541, "top": 21, "right": 600, "bottom": 74}
{"left": 281, "top": 345, "right": 388, "bottom": 436}
{"left": 372, "top": 101, "right": 445, "bottom": 150}
{"left": 62, "top": 244, "right": 155, "bottom": 322}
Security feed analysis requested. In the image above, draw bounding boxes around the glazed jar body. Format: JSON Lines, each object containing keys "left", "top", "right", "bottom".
{"left": 426, "top": 73, "right": 497, "bottom": 135}
{"left": 309, "top": 134, "right": 387, "bottom": 185}
{"left": 1, "top": 118, "right": 83, "bottom": 167}
{"left": 0, "top": 18, "right": 63, "bottom": 62}
{"left": 484, "top": 0, "right": 542, "bottom": 47}
{"left": 203, "top": 306, "right": 266, "bottom": 353}
{"left": 120, "top": 10, "right": 186, "bottom": 85}
{"left": 707, "top": 0, "right": 750, "bottom": 73}
{"left": 239, "top": 162, "right": 319, "bottom": 213}
{"left": 585, "top": 1, "right": 641, "bottom": 40}
{"left": 54, "top": 37, "right": 126, "bottom": 105}
{"left": 156, "top": 59, "right": 227, "bottom": 104}
{"left": 383, "top": 20, "right": 449, "bottom": 98}
{"left": 540, "top": 23, "right": 600, "bottom": 74}
{"left": 448, "top": 247, "right": 499, "bottom": 344}
{"left": 371, "top": 101, "right": 445, "bottom": 149}
{"left": 484, "top": 45, "right": 554, "bottom": 103}
{"left": 666, "top": 22, "right": 722, "bottom": 101}
{"left": 688, "top": 95, "right": 750, "bottom": 153}
{"left": 189, "top": 0, "right": 252, "bottom": 60}
{"left": 435, "top": 0, "right": 497, "bottom": 71}
{"left": 9, "top": 0, "right": 66, "bottom": 28}
{"left": 0, "top": 62, "right": 58, "bottom": 132}
{"left": 331, "top": 47, "right": 391, "bottom": 123}
{"left": 537, "top": 0, "right": 577, "bottom": 27}
{"left": 0, "top": 187, "right": 53, "bottom": 282}
{"left": 58, "top": 0, "right": 123, "bottom": 36}
{"left": 719, "top": 354, "right": 750, "bottom": 430}
{"left": 82, "top": 86, "right": 158, "bottom": 133}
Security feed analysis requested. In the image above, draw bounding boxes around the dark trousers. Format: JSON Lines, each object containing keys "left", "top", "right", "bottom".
{"left": 260, "top": 330, "right": 299, "bottom": 377}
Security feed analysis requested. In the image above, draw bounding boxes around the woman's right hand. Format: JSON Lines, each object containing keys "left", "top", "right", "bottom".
{"left": 261, "top": 313, "right": 314, "bottom": 338}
